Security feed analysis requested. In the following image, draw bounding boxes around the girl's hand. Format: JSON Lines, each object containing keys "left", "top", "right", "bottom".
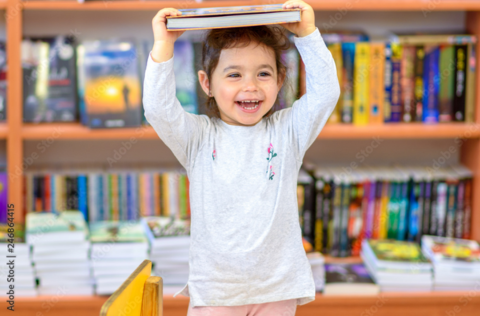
{"left": 281, "top": 0, "right": 316, "bottom": 38}
{"left": 152, "top": 8, "right": 185, "bottom": 44}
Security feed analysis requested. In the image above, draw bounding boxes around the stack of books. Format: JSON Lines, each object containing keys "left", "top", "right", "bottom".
{"left": 306, "top": 252, "right": 325, "bottom": 292}
{"left": 90, "top": 221, "right": 149, "bottom": 295}
{"left": 323, "top": 262, "right": 379, "bottom": 295}
{"left": 0, "top": 224, "right": 36, "bottom": 297}
{"left": 422, "top": 235, "right": 480, "bottom": 291}
{"left": 361, "top": 239, "right": 433, "bottom": 292}
{"left": 143, "top": 216, "right": 190, "bottom": 292}
{"left": 26, "top": 211, "right": 93, "bottom": 295}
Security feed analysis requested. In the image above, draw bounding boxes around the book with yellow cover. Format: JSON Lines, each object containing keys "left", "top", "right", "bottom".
{"left": 166, "top": 4, "right": 301, "bottom": 31}
{"left": 369, "top": 43, "right": 384, "bottom": 124}
{"left": 353, "top": 42, "right": 369, "bottom": 125}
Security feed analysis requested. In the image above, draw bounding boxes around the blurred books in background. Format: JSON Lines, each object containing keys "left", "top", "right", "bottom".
{"left": 26, "top": 211, "right": 93, "bottom": 295}
{"left": 0, "top": 224, "right": 36, "bottom": 297}
{"left": 143, "top": 216, "right": 190, "bottom": 289}
{"left": 323, "top": 262, "right": 379, "bottom": 295}
{"left": 17, "top": 30, "right": 476, "bottom": 126}
{"left": 422, "top": 235, "right": 480, "bottom": 291}
{"left": 90, "top": 220, "right": 148, "bottom": 295}
{"left": 361, "top": 239, "right": 433, "bottom": 292}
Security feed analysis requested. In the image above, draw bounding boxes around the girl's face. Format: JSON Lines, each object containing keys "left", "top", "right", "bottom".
{"left": 199, "top": 41, "right": 284, "bottom": 126}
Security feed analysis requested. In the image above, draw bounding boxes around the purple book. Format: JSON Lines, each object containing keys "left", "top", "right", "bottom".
{"left": 0, "top": 172, "right": 7, "bottom": 223}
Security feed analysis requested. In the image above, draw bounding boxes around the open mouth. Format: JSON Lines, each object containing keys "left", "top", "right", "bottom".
{"left": 235, "top": 100, "right": 263, "bottom": 111}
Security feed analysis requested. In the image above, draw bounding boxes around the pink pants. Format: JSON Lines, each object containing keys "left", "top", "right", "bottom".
{"left": 186, "top": 299, "right": 297, "bottom": 316}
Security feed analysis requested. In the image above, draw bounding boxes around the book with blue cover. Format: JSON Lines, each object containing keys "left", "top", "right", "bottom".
{"left": 79, "top": 39, "right": 142, "bottom": 129}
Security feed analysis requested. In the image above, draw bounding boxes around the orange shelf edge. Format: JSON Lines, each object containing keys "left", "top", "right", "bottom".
{"left": 20, "top": 0, "right": 480, "bottom": 11}
{"left": 21, "top": 122, "right": 480, "bottom": 140}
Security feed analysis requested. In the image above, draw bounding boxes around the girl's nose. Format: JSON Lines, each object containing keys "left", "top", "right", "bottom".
{"left": 242, "top": 77, "right": 258, "bottom": 92}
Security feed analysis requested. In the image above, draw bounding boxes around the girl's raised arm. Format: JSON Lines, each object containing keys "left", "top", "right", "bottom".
{"left": 143, "top": 8, "right": 211, "bottom": 171}
{"left": 282, "top": 1, "right": 341, "bottom": 163}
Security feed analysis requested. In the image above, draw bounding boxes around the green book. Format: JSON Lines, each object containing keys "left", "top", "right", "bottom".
{"left": 89, "top": 220, "right": 147, "bottom": 243}
{"left": 439, "top": 45, "right": 454, "bottom": 122}
{"left": 363, "top": 239, "right": 431, "bottom": 269}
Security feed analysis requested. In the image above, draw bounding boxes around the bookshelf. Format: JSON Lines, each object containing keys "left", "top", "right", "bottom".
{"left": 4, "top": 1, "right": 480, "bottom": 315}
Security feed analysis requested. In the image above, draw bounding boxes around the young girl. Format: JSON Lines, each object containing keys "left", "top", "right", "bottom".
{"left": 144, "top": 1, "right": 340, "bottom": 315}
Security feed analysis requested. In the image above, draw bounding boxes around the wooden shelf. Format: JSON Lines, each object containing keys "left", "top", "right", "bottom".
{"left": 0, "top": 122, "right": 8, "bottom": 138}
{"left": 21, "top": 123, "right": 160, "bottom": 140}
{"left": 20, "top": 0, "right": 480, "bottom": 11}
{"left": 21, "top": 122, "right": 480, "bottom": 140}
{"left": 13, "top": 292, "right": 480, "bottom": 316}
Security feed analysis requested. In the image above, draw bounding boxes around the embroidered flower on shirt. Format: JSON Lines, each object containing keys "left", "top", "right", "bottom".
{"left": 266, "top": 143, "right": 277, "bottom": 180}
{"left": 268, "top": 165, "right": 275, "bottom": 180}
{"left": 212, "top": 149, "right": 216, "bottom": 161}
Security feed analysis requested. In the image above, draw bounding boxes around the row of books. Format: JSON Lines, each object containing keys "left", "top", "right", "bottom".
{"left": 20, "top": 31, "right": 477, "bottom": 127}
{"left": 21, "top": 35, "right": 299, "bottom": 128}
{"left": 22, "top": 169, "right": 191, "bottom": 223}
{"left": 324, "top": 32, "right": 477, "bottom": 125}
{"left": 3, "top": 214, "right": 480, "bottom": 296}
{"left": 298, "top": 164, "right": 473, "bottom": 258}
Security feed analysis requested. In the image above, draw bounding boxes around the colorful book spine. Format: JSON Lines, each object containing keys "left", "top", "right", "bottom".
{"left": 422, "top": 45, "right": 440, "bottom": 123}
{"left": 414, "top": 45, "right": 425, "bottom": 121}
{"left": 401, "top": 45, "right": 416, "bottom": 122}
{"left": 389, "top": 43, "right": 402, "bottom": 122}
{"left": 369, "top": 43, "right": 385, "bottom": 124}
{"left": 78, "top": 174, "right": 88, "bottom": 221}
{"left": 453, "top": 44, "right": 467, "bottom": 122}
{"left": 438, "top": 44, "right": 454, "bottom": 122}
{"left": 353, "top": 42, "right": 370, "bottom": 125}
{"left": 383, "top": 43, "right": 393, "bottom": 123}
{"left": 341, "top": 43, "right": 355, "bottom": 123}
{"left": 465, "top": 43, "right": 476, "bottom": 123}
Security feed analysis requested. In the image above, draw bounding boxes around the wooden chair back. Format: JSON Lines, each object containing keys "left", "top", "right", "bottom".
{"left": 99, "top": 259, "right": 163, "bottom": 316}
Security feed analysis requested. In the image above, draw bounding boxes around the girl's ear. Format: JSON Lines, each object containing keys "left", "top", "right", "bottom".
{"left": 198, "top": 70, "right": 211, "bottom": 96}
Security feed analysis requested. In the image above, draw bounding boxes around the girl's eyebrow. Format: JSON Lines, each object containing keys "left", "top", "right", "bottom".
{"left": 223, "top": 64, "right": 275, "bottom": 73}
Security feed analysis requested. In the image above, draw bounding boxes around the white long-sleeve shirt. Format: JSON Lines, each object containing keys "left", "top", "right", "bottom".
{"left": 143, "top": 27, "right": 340, "bottom": 308}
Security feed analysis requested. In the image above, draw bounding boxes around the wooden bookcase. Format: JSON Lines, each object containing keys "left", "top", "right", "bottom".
{"left": 4, "top": 1, "right": 480, "bottom": 315}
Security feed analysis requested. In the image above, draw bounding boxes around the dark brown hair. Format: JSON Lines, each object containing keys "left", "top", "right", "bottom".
{"left": 201, "top": 25, "right": 292, "bottom": 118}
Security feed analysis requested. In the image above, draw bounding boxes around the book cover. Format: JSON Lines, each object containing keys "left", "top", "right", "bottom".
{"left": 173, "top": 41, "right": 198, "bottom": 114}
{"left": 167, "top": 5, "right": 301, "bottom": 30}
{"left": 454, "top": 180, "right": 465, "bottom": 239}
{"left": 330, "top": 180, "right": 342, "bottom": 256}
{"left": 369, "top": 43, "right": 385, "bottom": 124}
{"left": 438, "top": 44, "right": 454, "bottom": 122}
{"left": 366, "top": 239, "right": 430, "bottom": 263}
{"left": 400, "top": 45, "right": 415, "bottom": 122}
{"left": 453, "top": 44, "right": 467, "bottom": 122}
{"left": 325, "top": 263, "right": 375, "bottom": 284}
{"left": 422, "top": 181, "right": 432, "bottom": 236}
{"left": 89, "top": 220, "right": 147, "bottom": 243}
{"left": 422, "top": 45, "right": 440, "bottom": 123}
{"left": 81, "top": 39, "right": 142, "bottom": 128}
{"left": 445, "top": 180, "right": 457, "bottom": 238}
{"left": 144, "top": 216, "right": 190, "bottom": 238}
{"left": 464, "top": 43, "right": 476, "bottom": 123}
{"left": 353, "top": 42, "right": 370, "bottom": 125}
{"left": 383, "top": 43, "right": 393, "bottom": 123}
{"left": 341, "top": 43, "right": 355, "bottom": 123}
{"left": 26, "top": 210, "right": 87, "bottom": 236}
{"left": 414, "top": 46, "right": 425, "bottom": 121}
{"left": 22, "top": 36, "right": 77, "bottom": 123}
{"left": 422, "top": 235, "right": 480, "bottom": 264}
{"left": 339, "top": 182, "right": 351, "bottom": 257}
{"left": 397, "top": 180, "right": 408, "bottom": 240}
{"left": 388, "top": 43, "right": 402, "bottom": 122}
{"left": 278, "top": 40, "right": 300, "bottom": 110}
{"left": 348, "top": 183, "right": 363, "bottom": 256}
{"left": 314, "top": 177, "right": 325, "bottom": 253}
{"left": 463, "top": 179, "right": 472, "bottom": 239}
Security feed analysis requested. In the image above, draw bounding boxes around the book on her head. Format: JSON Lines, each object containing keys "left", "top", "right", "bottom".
{"left": 166, "top": 4, "right": 301, "bottom": 31}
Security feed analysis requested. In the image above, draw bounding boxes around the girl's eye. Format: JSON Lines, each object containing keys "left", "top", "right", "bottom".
{"left": 259, "top": 72, "right": 271, "bottom": 77}
{"left": 228, "top": 73, "right": 240, "bottom": 78}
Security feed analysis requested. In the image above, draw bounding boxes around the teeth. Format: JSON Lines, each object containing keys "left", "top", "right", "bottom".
{"left": 236, "top": 100, "right": 260, "bottom": 110}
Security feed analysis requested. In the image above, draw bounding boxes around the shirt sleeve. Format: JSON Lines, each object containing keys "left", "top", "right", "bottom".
{"left": 289, "top": 27, "right": 341, "bottom": 162}
{"left": 142, "top": 52, "right": 210, "bottom": 171}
